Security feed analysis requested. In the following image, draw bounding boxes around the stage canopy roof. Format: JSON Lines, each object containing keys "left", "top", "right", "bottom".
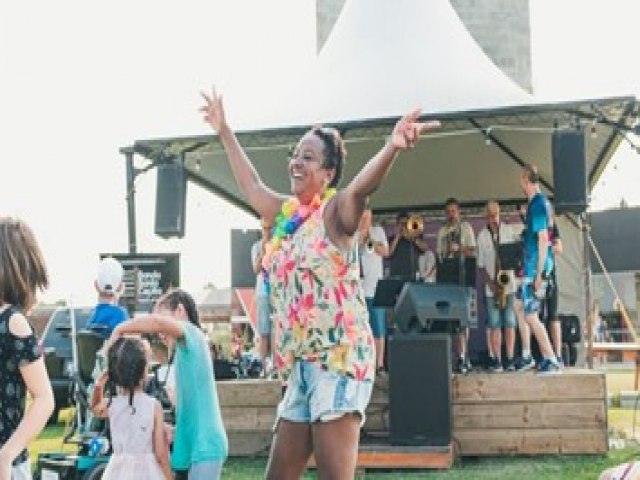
{"left": 122, "top": 0, "right": 639, "bottom": 215}
{"left": 126, "top": 96, "right": 638, "bottom": 215}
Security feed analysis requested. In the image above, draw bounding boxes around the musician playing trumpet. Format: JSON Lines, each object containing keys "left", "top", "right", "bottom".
{"left": 477, "top": 200, "right": 518, "bottom": 373}
{"left": 358, "top": 208, "right": 390, "bottom": 374}
{"left": 388, "top": 211, "right": 428, "bottom": 278}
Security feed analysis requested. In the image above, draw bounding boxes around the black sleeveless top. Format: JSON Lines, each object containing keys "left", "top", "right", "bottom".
{"left": 0, "top": 306, "right": 42, "bottom": 466}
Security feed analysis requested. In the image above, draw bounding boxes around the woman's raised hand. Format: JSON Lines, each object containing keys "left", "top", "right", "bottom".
{"left": 389, "top": 109, "right": 440, "bottom": 150}
{"left": 200, "top": 86, "right": 227, "bottom": 133}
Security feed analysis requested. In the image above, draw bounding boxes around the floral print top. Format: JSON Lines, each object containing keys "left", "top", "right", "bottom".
{"left": 269, "top": 198, "right": 375, "bottom": 382}
{"left": 0, "top": 306, "right": 42, "bottom": 466}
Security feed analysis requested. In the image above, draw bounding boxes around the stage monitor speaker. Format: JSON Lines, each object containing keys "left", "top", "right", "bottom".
{"left": 394, "top": 282, "right": 473, "bottom": 334}
{"left": 389, "top": 334, "right": 452, "bottom": 446}
{"left": 552, "top": 130, "right": 588, "bottom": 214}
{"left": 155, "top": 163, "right": 187, "bottom": 238}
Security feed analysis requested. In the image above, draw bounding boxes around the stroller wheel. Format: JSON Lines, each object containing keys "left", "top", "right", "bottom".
{"left": 82, "top": 462, "right": 107, "bottom": 480}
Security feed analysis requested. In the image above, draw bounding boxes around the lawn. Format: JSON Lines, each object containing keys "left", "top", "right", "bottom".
{"left": 30, "top": 370, "right": 640, "bottom": 479}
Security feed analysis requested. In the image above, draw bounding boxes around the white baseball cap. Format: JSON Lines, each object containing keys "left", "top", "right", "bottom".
{"left": 96, "top": 257, "right": 124, "bottom": 295}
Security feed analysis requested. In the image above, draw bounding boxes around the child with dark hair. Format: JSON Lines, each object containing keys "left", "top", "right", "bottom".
{"left": 0, "top": 217, "right": 53, "bottom": 480}
{"left": 91, "top": 337, "right": 172, "bottom": 480}
{"left": 108, "top": 288, "right": 228, "bottom": 480}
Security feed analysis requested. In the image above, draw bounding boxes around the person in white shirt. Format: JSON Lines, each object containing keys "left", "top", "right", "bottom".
{"left": 418, "top": 249, "right": 437, "bottom": 283}
{"left": 358, "top": 209, "right": 390, "bottom": 373}
{"left": 251, "top": 220, "right": 273, "bottom": 375}
{"left": 477, "top": 201, "right": 518, "bottom": 372}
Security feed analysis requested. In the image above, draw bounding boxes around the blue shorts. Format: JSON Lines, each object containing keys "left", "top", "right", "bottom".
{"left": 256, "top": 295, "right": 271, "bottom": 336}
{"left": 275, "top": 361, "right": 373, "bottom": 428}
{"left": 516, "top": 278, "right": 548, "bottom": 316}
{"left": 188, "top": 460, "right": 223, "bottom": 480}
{"left": 486, "top": 293, "right": 516, "bottom": 329}
{"left": 365, "top": 297, "right": 386, "bottom": 338}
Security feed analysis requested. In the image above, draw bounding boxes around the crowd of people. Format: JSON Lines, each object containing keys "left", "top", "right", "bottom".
{"left": 1, "top": 86, "right": 567, "bottom": 480}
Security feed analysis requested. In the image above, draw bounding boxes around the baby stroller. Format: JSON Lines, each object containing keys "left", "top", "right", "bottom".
{"left": 34, "top": 321, "right": 175, "bottom": 479}
{"left": 34, "top": 326, "right": 111, "bottom": 479}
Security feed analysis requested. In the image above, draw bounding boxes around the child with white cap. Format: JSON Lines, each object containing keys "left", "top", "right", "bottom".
{"left": 86, "top": 257, "right": 129, "bottom": 339}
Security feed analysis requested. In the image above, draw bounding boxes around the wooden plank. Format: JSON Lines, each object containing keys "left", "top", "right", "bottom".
{"left": 455, "top": 428, "right": 607, "bottom": 455}
{"left": 228, "top": 431, "right": 272, "bottom": 457}
{"left": 308, "top": 443, "right": 454, "bottom": 470}
{"left": 453, "top": 401, "right": 606, "bottom": 430}
{"left": 217, "top": 379, "right": 282, "bottom": 407}
{"left": 363, "top": 403, "right": 390, "bottom": 432}
{"left": 592, "top": 342, "right": 640, "bottom": 352}
{"left": 220, "top": 406, "right": 277, "bottom": 432}
{"left": 453, "top": 372, "right": 606, "bottom": 403}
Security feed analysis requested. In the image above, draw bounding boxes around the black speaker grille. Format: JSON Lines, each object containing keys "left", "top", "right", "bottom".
{"left": 389, "top": 334, "right": 452, "bottom": 446}
{"left": 155, "top": 163, "right": 187, "bottom": 238}
{"left": 552, "top": 130, "right": 588, "bottom": 214}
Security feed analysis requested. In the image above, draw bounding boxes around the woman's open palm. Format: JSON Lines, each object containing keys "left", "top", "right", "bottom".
{"left": 200, "top": 86, "right": 226, "bottom": 133}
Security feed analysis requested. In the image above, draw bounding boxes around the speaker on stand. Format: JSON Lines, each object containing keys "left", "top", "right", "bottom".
{"left": 155, "top": 162, "right": 187, "bottom": 239}
{"left": 552, "top": 129, "right": 588, "bottom": 215}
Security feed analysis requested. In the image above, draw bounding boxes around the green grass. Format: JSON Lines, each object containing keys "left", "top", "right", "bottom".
{"left": 207, "top": 449, "right": 640, "bottom": 479}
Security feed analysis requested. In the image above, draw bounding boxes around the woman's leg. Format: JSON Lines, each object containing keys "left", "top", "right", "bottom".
{"left": 312, "top": 413, "right": 361, "bottom": 480}
{"left": 266, "top": 420, "right": 313, "bottom": 480}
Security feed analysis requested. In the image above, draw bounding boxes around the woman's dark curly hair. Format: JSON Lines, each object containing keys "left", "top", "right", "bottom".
{"left": 310, "top": 126, "right": 347, "bottom": 188}
{"left": 106, "top": 336, "right": 147, "bottom": 412}
{"left": 155, "top": 288, "right": 202, "bottom": 330}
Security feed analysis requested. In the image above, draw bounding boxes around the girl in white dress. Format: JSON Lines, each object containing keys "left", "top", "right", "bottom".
{"left": 91, "top": 337, "right": 172, "bottom": 480}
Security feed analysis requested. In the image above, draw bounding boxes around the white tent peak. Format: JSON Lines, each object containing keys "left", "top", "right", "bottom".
{"left": 240, "top": 0, "right": 533, "bottom": 130}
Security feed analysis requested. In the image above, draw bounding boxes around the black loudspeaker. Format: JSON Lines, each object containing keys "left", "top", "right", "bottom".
{"left": 552, "top": 130, "right": 588, "bottom": 214}
{"left": 230, "top": 229, "right": 261, "bottom": 288}
{"left": 389, "top": 334, "right": 452, "bottom": 446}
{"left": 155, "top": 163, "right": 187, "bottom": 238}
{"left": 394, "top": 282, "right": 473, "bottom": 334}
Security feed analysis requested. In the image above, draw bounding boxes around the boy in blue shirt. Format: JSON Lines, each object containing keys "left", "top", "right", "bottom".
{"left": 514, "top": 165, "right": 560, "bottom": 373}
{"left": 86, "top": 257, "right": 129, "bottom": 339}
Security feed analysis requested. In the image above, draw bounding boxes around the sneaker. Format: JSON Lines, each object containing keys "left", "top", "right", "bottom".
{"left": 455, "top": 357, "right": 468, "bottom": 374}
{"left": 464, "top": 358, "right": 473, "bottom": 373}
{"left": 515, "top": 355, "right": 536, "bottom": 372}
{"left": 538, "top": 358, "right": 561, "bottom": 374}
{"left": 504, "top": 357, "right": 516, "bottom": 372}
{"left": 489, "top": 357, "right": 503, "bottom": 373}
{"left": 556, "top": 356, "right": 565, "bottom": 368}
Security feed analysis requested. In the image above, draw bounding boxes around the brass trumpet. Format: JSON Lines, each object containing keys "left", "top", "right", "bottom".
{"left": 405, "top": 215, "right": 424, "bottom": 238}
{"left": 495, "top": 270, "right": 510, "bottom": 310}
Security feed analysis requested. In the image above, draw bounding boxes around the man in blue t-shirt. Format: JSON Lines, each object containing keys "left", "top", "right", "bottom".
{"left": 86, "top": 257, "right": 129, "bottom": 339}
{"left": 514, "top": 165, "right": 560, "bottom": 373}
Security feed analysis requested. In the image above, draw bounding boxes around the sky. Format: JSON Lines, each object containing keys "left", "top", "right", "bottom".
{"left": 1, "top": 0, "right": 639, "bottom": 305}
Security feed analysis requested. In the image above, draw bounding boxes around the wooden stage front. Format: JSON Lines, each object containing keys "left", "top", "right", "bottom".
{"left": 217, "top": 370, "right": 607, "bottom": 468}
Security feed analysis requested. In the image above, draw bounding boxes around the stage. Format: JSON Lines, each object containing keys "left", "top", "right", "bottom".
{"left": 217, "top": 369, "right": 607, "bottom": 469}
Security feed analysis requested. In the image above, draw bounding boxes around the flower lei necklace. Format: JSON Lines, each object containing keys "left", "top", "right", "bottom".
{"left": 261, "top": 188, "right": 337, "bottom": 292}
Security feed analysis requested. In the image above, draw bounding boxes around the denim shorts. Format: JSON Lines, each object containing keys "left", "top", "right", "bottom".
{"left": 486, "top": 293, "right": 516, "bottom": 329}
{"left": 256, "top": 295, "right": 272, "bottom": 336}
{"left": 275, "top": 360, "right": 373, "bottom": 428}
{"left": 188, "top": 460, "right": 224, "bottom": 480}
{"left": 516, "top": 278, "right": 548, "bottom": 316}
{"left": 365, "top": 297, "right": 386, "bottom": 338}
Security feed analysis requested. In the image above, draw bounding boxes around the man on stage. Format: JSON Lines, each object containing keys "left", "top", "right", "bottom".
{"left": 477, "top": 201, "right": 518, "bottom": 372}
{"left": 436, "top": 197, "right": 476, "bottom": 374}
{"left": 514, "top": 165, "right": 561, "bottom": 373}
{"left": 358, "top": 208, "right": 390, "bottom": 374}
